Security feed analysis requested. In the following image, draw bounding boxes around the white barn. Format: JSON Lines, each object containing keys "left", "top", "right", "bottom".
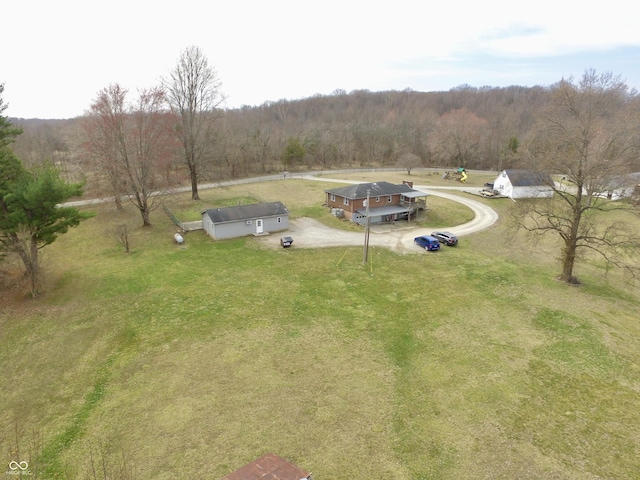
{"left": 493, "top": 169, "right": 554, "bottom": 199}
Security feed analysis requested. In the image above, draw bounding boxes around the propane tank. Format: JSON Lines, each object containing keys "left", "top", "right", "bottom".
{"left": 174, "top": 232, "right": 184, "bottom": 244}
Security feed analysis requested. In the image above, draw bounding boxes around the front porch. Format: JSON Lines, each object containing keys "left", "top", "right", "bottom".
{"left": 353, "top": 202, "right": 425, "bottom": 225}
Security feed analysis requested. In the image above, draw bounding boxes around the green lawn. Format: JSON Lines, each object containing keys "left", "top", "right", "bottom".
{"left": 1, "top": 178, "right": 639, "bottom": 479}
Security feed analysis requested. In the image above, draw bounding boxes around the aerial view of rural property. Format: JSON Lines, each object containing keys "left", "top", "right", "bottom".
{"left": 3, "top": 5, "right": 640, "bottom": 478}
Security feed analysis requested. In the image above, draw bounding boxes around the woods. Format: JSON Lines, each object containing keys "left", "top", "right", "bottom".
{"left": 12, "top": 81, "right": 640, "bottom": 195}
{"left": 0, "top": 88, "right": 529, "bottom": 186}
{"left": 6, "top": 83, "right": 637, "bottom": 185}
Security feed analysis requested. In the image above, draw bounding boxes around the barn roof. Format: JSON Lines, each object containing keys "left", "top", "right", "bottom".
{"left": 324, "top": 181, "right": 426, "bottom": 199}
{"left": 504, "top": 169, "right": 554, "bottom": 187}
{"left": 219, "top": 453, "right": 311, "bottom": 480}
{"left": 202, "top": 202, "right": 289, "bottom": 224}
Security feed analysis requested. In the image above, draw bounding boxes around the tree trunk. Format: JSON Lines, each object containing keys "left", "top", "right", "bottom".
{"left": 141, "top": 209, "right": 151, "bottom": 227}
{"left": 29, "top": 237, "right": 40, "bottom": 295}
{"left": 138, "top": 197, "right": 151, "bottom": 226}
{"left": 110, "top": 176, "right": 124, "bottom": 211}
{"left": 114, "top": 195, "right": 124, "bottom": 212}
{"left": 14, "top": 236, "right": 41, "bottom": 296}
{"left": 190, "top": 164, "right": 199, "bottom": 200}
{"left": 558, "top": 195, "right": 584, "bottom": 284}
{"left": 559, "top": 240, "right": 577, "bottom": 283}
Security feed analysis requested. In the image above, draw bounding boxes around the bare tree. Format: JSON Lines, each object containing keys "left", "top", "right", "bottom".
{"left": 83, "top": 85, "right": 176, "bottom": 226}
{"left": 162, "top": 46, "right": 225, "bottom": 200}
{"left": 514, "top": 70, "right": 640, "bottom": 284}
{"left": 428, "top": 108, "right": 489, "bottom": 169}
{"left": 82, "top": 89, "right": 127, "bottom": 211}
{"left": 395, "top": 153, "right": 422, "bottom": 175}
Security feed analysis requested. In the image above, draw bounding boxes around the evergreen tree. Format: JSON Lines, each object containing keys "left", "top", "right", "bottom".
{"left": 1, "top": 150, "right": 92, "bottom": 296}
{"left": 282, "top": 137, "right": 305, "bottom": 170}
{"left": 0, "top": 83, "right": 22, "bottom": 147}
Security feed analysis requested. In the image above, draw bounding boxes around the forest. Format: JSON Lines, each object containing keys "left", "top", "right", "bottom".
{"left": 8, "top": 80, "right": 640, "bottom": 201}
{"left": 0, "top": 87, "right": 567, "bottom": 186}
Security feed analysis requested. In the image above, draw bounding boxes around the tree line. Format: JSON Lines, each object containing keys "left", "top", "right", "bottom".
{"left": 10, "top": 56, "right": 640, "bottom": 207}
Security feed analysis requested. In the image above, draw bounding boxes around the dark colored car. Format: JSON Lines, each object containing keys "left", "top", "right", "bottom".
{"left": 280, "top": 236, "right": 294, "bottom": 248}
{"left": 431, "top": 231, "right": 458, "bottom": 246}
{"left": 414, "top": 235, "right": 440, "bottom": 251}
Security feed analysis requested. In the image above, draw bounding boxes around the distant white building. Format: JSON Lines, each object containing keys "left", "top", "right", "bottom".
{"left": 493, "top": 169, "right": 554, "bottom": 199}
{"left": 598, "top": 172, "right": 640, "bottom": 200}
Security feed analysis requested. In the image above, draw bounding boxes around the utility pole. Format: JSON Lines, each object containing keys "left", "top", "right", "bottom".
{"left": 363, "top": 188, "right": 371, "bottom": 264}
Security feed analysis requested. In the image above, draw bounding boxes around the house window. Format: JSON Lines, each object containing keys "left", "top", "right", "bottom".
{"left": 343, "top": 197, "right": 349, "bottom": 206}
{"left": 330, "top": 194, "right": 336, "bottom": 201}
{"left": 277, "top": 217, "right": 282, "bottom": 223}
{"left": 388, "top": 195, "right": 392, "bottom": 202}
{"left": 375, "top": 196, "right": 380, "bottom": 202}
{"left": 246, "top": 220, "right": 252, "bottom": 224}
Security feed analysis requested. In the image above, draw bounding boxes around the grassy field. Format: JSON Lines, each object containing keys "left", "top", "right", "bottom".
{"left": 1, "top": 175, "right": 640, "bottom": 479}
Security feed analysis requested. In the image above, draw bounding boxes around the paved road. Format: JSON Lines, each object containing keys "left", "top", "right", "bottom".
{"left": 256, "top": 176, "right": 499, "bottom": 253}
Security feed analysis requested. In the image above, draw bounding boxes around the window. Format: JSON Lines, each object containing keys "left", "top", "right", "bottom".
{"left": 388, "top": 195, "right": 392, "bottom": 202}
{"left": 375, "top": 196, "right": 380, "bottom": 202}
{"left": 330, "top": 194, "right": 336, "bottom": 201}
{"left": 277, "top": 217, "right": 282, "bottom": 223}
{"left": 246, "top": 220, "right": 252, "bottom": 224}
{"left": 343, "top": 197, "right": 349, "bottom": 206}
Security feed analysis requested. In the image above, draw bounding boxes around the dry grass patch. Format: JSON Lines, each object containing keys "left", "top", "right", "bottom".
{"left": 2, "top": 173, "right": 640, "bottom": 479}
{"left": 60, "top": 324, "right": 408, "bottom": 479}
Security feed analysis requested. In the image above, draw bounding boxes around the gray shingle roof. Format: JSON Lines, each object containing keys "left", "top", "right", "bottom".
{"left": 324, "top": 181, "right": 419, "bottom": 199}
{"left": 202, "top": 201, "right": 289, "bottom": 224}
{"left": 504, "top": 169, "right": 554, "bottom": 187}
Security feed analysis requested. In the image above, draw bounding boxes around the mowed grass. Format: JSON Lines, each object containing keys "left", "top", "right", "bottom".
{"left": 1, "top": 178, "right": 640, "bottom": 479}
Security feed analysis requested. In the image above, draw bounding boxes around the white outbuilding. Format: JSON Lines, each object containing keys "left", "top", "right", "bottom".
{"left": 493, "top": 169, "right": 554, "bottom": 199}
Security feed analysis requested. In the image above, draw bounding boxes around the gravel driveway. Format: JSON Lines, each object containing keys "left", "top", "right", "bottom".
{"left": 255, "top": 184, "right": 499, "bottom": 254}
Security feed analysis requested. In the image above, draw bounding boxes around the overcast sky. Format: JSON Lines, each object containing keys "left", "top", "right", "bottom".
{"left": 4, "top": 0, "right": 640, "bottom": 119}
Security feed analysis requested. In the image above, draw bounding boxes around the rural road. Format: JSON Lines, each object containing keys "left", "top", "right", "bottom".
{"left": 256, "top": 176, "right": 499, "bottom": 254}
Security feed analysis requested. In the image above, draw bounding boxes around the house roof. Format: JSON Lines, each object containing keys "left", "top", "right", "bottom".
{"left": 202, "top": 202, "right": 289, "bottom": 224}
{"left": 324, "top": 181, "right": 426, "bottom": 199}
{"left": 503, "top": 169, "right": 554, "bottom": 187}
{"left": 219, "top": 453, "right": 311, "bottom": 480}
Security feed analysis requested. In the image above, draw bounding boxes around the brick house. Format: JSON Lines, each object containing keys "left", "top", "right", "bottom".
{"left": 324, "top": 181, "right": 428, "bottom": 224}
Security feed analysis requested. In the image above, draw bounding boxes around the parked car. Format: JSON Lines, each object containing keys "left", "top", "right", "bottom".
{"left": 431, "top": 231, "right": 458, "bottom": 246}
{"left": 414, "top": 235, "right": 440, "bottom": 251}
{"left": 280, "top": 236, "right": 294, "bottom": 248}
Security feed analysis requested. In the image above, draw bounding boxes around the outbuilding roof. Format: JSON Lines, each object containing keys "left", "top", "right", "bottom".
{"left": 324, "top": 181, "right": 426, "bottom": 199}
{"left": 202, "top": 202, "right": 289, "bottom": 224}
{"left": 503, "top": 169, "right": 554, "bottom": 187}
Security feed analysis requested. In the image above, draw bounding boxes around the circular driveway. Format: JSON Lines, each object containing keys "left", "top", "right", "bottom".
{"left": 256, "top": 180, "right": 499, "bottom": 253}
